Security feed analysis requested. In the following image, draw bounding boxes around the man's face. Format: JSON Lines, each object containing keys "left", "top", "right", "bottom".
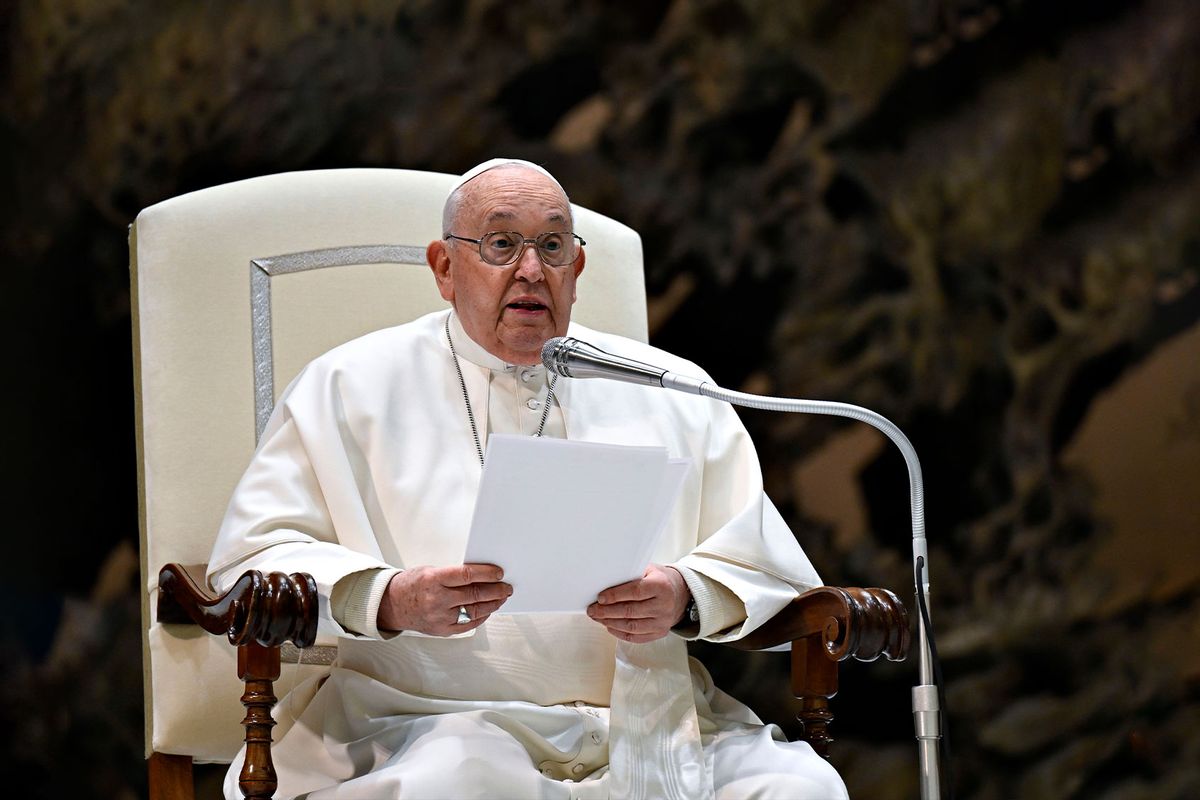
{"left": 427, "top": 167, "right": 585, "bottom": 365}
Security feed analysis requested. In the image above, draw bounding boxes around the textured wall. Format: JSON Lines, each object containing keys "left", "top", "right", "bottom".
{"left": 3, "top": 1, "right": 1198, "bottom": 798}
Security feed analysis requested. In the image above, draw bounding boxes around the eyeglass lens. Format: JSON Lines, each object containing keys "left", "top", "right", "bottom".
{"left": 480, "top": 232, "right": 578, "bottom": 266}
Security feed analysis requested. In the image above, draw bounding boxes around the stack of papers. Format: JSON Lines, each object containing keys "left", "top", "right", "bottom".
{"left": 464, "top": 434, "right": 690, "bottom": 613}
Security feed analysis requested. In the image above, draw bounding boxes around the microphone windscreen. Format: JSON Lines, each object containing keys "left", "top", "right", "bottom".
{"left": 541, "top": 336, "right": 570, "bottom": 374}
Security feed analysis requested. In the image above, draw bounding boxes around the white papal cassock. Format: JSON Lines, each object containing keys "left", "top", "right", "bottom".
{"left": 209, "top": 309, "right": 849, "bottom": 799}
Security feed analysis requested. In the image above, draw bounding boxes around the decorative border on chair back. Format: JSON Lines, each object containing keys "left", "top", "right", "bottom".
{"left": 251, "top": 244, "right": 426, "bottom": 440}
{"left": 132, "top": 168, "right": 647, "bottom": 762}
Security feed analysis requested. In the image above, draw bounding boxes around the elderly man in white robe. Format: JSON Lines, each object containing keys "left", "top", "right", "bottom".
{"left": 208, "top": 158, "right": 850, "bottom": 799}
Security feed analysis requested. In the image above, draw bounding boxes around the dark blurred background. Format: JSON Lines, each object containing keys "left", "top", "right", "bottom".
{"left": 3, "top": 1, "right": 1198, "bottom": 798}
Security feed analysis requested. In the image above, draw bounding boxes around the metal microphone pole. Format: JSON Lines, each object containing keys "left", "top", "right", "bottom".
{"left": 664, "top": 374, "right": 944, "bottom": 800}
{"left": 543, "top": 337, "right": 945, "bottom": 797}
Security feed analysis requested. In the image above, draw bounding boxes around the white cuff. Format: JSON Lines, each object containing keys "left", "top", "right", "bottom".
{"left": 330, "top": 567, "right": 402, "bottom": 639}
{"left": 672, "top": 563, "right": 747, "bottom": 639}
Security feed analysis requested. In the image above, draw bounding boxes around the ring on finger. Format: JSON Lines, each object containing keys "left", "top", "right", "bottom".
{"left": 456, "top": 606, "right": 471, "bottom": 625}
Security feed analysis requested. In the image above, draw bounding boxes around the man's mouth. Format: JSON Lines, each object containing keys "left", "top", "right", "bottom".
{"left": 507, "top": 301, "right": 548, "bottom": 312}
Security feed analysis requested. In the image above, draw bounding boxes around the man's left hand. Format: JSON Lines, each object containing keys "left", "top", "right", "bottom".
{"left": 587, "top": 564, "right": 690, "bottom": 643}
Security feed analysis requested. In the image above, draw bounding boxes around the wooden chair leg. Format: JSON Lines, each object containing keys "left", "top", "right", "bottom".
{"left": 148, "top": 751, "right": 195, "bottom": 800}
{"left": 793, "top": 634, "right": 839, "bottom": 759}
{"left": 237, "top": 642, "right": 282, "bottom": 800}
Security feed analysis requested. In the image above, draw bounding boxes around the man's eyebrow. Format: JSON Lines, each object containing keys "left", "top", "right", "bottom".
{"left": 483, "top": 209, "right": 571, "bottom": 226}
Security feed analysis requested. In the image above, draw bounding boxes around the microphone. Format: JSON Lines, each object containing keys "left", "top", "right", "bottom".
{"left": 542, "top": 332, "right": 943, "bottom": 799}
{"left": 540, "top": 336, "right": 709, "bottom": 394}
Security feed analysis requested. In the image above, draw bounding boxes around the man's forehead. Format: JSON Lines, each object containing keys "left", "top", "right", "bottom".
{"left": 470, "top": 165, "right": 566, "bottom": 197}
{"left": 443, "top": 159, "right": 573, "bottom": 234}
{"left": 482, "top": 206, "right": 570, "bottom": 225}
{"left": 464, "top": 168, "right": 571, "bottom": 223}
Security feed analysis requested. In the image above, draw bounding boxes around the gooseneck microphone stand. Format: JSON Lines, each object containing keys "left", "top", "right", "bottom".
{"left": 544, "top": 338, "right": 945, "bottom": 800}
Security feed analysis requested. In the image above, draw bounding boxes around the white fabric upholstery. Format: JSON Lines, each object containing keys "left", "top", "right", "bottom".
{"left": 132, "top": 168, "right": 648, "bottom": 762}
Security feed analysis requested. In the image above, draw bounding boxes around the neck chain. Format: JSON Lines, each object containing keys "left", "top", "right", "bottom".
{"left": 445, "top": 315, "right": 557, "bottom": 467}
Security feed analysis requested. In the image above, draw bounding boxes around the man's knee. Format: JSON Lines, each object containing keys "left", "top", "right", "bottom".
{"left": 376, "top": 752, "right": 535, "bottom": 799}
{"left": 716, "top": 769, "right": 849, "bottom": 800}
{"left": 711, "top": 735, "right": 849, "bottom": 800}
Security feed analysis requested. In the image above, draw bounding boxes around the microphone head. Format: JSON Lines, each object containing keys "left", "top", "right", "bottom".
{"left": 540, "top": 335, "right": 669, "bottom": 387}
{"left": 541, "top": 336, "right": 573, "bottom": 376}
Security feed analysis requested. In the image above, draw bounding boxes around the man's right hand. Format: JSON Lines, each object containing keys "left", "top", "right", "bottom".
{"left": 376, "top": 564, "right": 513, "bottom": 636}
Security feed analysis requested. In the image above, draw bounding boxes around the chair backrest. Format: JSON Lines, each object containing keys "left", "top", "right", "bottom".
{"left": 132, "top": 167, "right": 648, "bottom": 763}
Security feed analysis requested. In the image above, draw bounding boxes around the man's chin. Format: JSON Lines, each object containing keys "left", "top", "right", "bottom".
{"left": 499, "top": 329, "right": 558, "bottom": 365}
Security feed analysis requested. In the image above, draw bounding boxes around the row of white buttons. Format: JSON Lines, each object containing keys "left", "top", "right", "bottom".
{"left": 539, "top": 763, "right": 592, "bottom": 777}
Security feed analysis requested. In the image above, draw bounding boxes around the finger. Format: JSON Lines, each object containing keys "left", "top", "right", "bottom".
{"left": 466, "top": 598, "right": 508, "bottom": 618}
{"left": 451, "top": 581, "right": 513, "bottom": 606}
{"left": 433, "top": 604, "right": 493, "bottom": 636}
{"left": 441, "top": 563, "right": 505, "bottom": 587}
{"left": 588, "top": 600, "right": 656, "bottom": 620}
{"left": 600, "top": 617, "right": 657, "bottom": 636}
{"left": 605, "top": 627, "right": 667, "bottom": 644}
{"left": 435, "top": 616, "right": 486, "bottom": 636}
{"left": 597, "top": 578, "right": 656, "bottom": 605}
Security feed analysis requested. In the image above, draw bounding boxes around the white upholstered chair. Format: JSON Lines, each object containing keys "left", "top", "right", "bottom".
{"left": 131, "top": 169, "right": 907, "bottom": 799}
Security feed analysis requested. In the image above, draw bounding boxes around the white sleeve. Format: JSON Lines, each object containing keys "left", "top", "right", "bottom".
{"left": 674, "top": 396, "right": 822, "bottom": 644}
{"left": 207, "top": 369, "right": 395, "bottom": 642}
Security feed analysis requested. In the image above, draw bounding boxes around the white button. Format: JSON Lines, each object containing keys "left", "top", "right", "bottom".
{"left": 540, "top": 767, "right": 554, "bottom": 777}
{"left": 574, "top": 700, "right": 586, "bottom": 708}
{"left": 591, "top": 732, "right": 603, "bottom": 744}
{"left": 572, "top": 764, "right": 585, "bottom": 775}
{"left": 521, "top": 369, "right": 536, "bottom": 382}
{"left": 526, "top": 398, "right": 541, "bottom": 410}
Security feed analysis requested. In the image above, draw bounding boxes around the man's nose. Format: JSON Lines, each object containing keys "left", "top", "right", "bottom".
{"left": 513, "top": 244, "right": 546, "bottom": 281}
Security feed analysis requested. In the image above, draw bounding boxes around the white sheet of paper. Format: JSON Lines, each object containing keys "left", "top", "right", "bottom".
{"left": 464, "top": 434, "right": 690, "bottom": 613}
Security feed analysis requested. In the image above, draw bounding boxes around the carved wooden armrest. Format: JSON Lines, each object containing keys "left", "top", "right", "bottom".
{"left": 156, "top": 563, "right": 318, "bottom": 648}
{"left": 728, "top": 586, "right": 910, "bottom": 657}
{"left": 726, "top": 586, "right": 910, "bottom": 758}
{"left": 156, "top": 563, "right": 319, "bottom": 800}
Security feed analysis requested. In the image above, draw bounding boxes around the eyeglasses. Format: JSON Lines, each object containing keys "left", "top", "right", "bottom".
{"left": 445, "top": 231, "right": 586, "bottom": 267}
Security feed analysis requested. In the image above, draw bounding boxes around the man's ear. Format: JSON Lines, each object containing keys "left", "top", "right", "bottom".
{"left": 427, "top": 240, "right": 454, "bottom": 302}
{"left": 570, "top": 246, "right": 586, "bottom": 302}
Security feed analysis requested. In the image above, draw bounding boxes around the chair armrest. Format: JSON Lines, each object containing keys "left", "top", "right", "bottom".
{"left": 723, "top": 586, "right": 909, "bottom": 759}
{"left": 726, "top": 586, "right": 910, "bottom": 662}
{"left": 157, "top": 562, "right": 319, "bottom": 649}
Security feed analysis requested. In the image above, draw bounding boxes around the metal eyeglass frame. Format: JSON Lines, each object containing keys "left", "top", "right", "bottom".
{"left": 444, "top": 231, "right": 586, "bottom": 267}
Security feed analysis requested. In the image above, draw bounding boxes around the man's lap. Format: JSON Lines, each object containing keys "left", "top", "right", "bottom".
{"left": 223, "top": 668, "right": 847, "bottom": 800}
